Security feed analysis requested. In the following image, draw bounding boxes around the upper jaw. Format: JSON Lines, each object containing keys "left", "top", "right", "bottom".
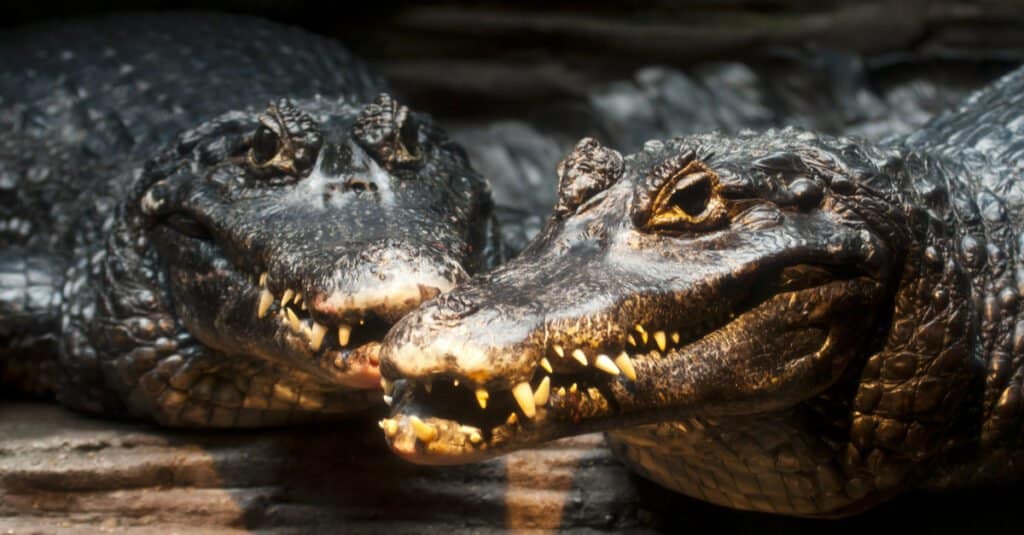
{"left": 211, "top": 264, "right": 458, "bottom": 392}
{"left": 380, "top": 262, "right": 881, "bottom": 463}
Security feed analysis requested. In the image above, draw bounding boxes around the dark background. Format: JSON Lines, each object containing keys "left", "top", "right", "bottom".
{"left": 6, "top": 1, "right": 1024, "bottom": 119}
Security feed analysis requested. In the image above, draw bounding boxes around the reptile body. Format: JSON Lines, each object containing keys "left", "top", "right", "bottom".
{"left": 0, "top": 14, "right": 500, "bottom": 426}
{"left": 380, "top": 65, "right": 1024, "bottom": 516}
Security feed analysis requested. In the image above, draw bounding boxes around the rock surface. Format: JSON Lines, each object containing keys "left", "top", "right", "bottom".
{"left": 0, "top": 402, "right": 1021, "bottom": 533}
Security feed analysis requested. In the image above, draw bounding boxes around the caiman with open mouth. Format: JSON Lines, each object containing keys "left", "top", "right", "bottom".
{"left": 380, "top": 66, "right": 1024, "bottom": 516}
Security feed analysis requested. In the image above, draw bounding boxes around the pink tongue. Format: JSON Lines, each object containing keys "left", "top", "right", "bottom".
{"left": 333, "top": 342, "right": 383, "bottom": 390}
{"left": 338, "top": 359, "right": 382, "bottom": 390}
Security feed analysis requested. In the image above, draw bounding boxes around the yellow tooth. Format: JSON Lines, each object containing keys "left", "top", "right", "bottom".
{"left": 309, "top": 322, "right": 328, "bottom": 351}
{"left": 337, "top": 324, "right": 352, "bottom": 347}
{"left": 635, "top": 324, "right": 648, "bottom": 344}
{"left": 259, "top": 272, "right": 268, "bottom": 287}
{"left": 615, "top": 352, "right": 637, "bottom": 381}
{"left": 594, "top": 354, "right": 620, "bottom": 376}
{"left": 534, "top": 376, "right": 551, "bottom": 406}
{"left": 506, "top": 412, "right": 518, "bottom": 425}
{"left": 281, "top": 289, "right": 295, "bottom": 307}
{"left": 475, "top": 388, "right": 489, "bottom": 409}
{"left": 379, "top": 418, "right": 398, "bottom": 437}
{"left": 512, "top": 382, "right": 536, "bottom": 418}
{"left": 557, "top": 386, "right": 567, "bottom": 397}
{"left": 572, "top": 349, "right": 588, "bottom": 366}
{"left": 381, "top": 378, "right": 393, "bottom": 394}
{"left": 424, "top": 381, "right": 433, "bottom": 394}
{"left": 569, "top": 383, "right": 578, "bottom": 394}
{"left": 383, "top": 395, "right": 393, "bottom": 405}
{"left": 553, "top": 345, "right": 565, "bottom": 358}
{"left": 654, "top": 331, "right": 667, "bottom": 351}
{"left": 257, "top": 289, "right": 274, "bottom": 318}
{"left": 293, "top": 292, "right": 302, "bottom": 306}
{"left": 453, "top": 379, "right": 460, "bottom": 387}
{"left": 672, "top": 332, "right": 680, "bottom": 344}
{"left": 627, "top": 334, "right": 637, "bottom": 347}
{"left": 468, "top": 430, "right": 482, "bottom": 444}
{"left": 409, "top": 416, "right": 437, "bottom": 443}
{"left": 540, "top": 357, "right": 553, "bottom": 374}
{"left": 286, "top": 308, "right": 302, "bottom": 332}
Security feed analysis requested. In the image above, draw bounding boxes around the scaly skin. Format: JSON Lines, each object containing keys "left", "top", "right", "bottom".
{"left": 0, "top": 14, "right": 500, "bottom": 426}
{"left": 379, "top": 66, "right": 1024, "bottom": 516}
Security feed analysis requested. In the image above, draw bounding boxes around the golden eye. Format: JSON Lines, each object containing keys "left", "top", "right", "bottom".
{"left": 646, "top": 161, "right": 726, "bottom": 231}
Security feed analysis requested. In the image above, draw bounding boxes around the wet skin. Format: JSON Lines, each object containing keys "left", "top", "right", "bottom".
{"left": 380, "top": 67, "right": 1024, "bottom": 516}
{"left": 0, "top": 15, "right": 499, "bottom": 426}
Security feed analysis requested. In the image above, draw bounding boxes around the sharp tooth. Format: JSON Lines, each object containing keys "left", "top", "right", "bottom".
{"left": 557, "top": 387, "right": 567, "bottom": 397}
{"left": 588, "top": 387, "right": 602, "bottom": 400}
{"left": 627, "top": 334, "right": 637, "bottom": 347}
{"left": 635, "top": 324, "right": 648, "bottom": 344}
{"left": 569, "top": 383, "right": 578, "bottom": 394}
{"left": 379, "top": 418, "right": 398, "bottom": 437}
{"left": 534, "top": 376, "right": 551, "bottom": 406}
{"left": 468, "top": 430, "right": 482, "bottom": 444}
{"left": 506, "top": 412, "right": 518, "bottom": 425}
{"left": 671, "top": 332, "right": 680, "bottom": 344}
{"left": 286, "top": 308, "right": 302, "bottom": 332}
{"left": 257, "top": 289, "right": 274, "bottom": 318}
{"left": 409, "top": 416, "right": 437, "bottom": 443}
{"left": 512, "top": 382, "right": 536, "bottom": 418}
{"left": 475, "top": 388, "right": 489, "bottom": 409}
{"left": 594, "top": 354, "right": 620, "bottom": 376}
{"left": 281, "top": 289, "right": 295, "bottom": 307}
{"left": 293, "top": 292, "right": 302, "bottom": 305}
{"left": 383, "top": 395, "right": 393, "bottom": 405}
{"left": 453, "top": 379, "right": 460, "bottom": 387}
{"left": 654, "top": 331, "right": 667, "bottom": 351}
{"left": 424, "top": 380, "right": 433, "bottom": 394}
{"left": 615, "top": 352, "right": 637, "bottom": 381}
{"left": 553, "top": 345, "right": 565, "bottom": 358}
{"left": 259, "top": 272, "right": 268, "bottom": 287}
{"left": 539, "top": 357, "right": 553, "bottom": 374}
{"left": 309, "top": 322, "right": 328, "bottom": 351}
{"left": 571, "top": 349, "right": 588, "bottom": 366}
{"left": 381, "top": 378, "right": 393, "bottom": 394}
{"left": 337, "top": 324, "right": 352, "bottom": 347}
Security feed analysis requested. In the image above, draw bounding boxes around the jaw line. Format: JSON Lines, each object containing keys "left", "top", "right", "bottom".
{"left": 382, "top": 275, "right": 873, "bottom": 462}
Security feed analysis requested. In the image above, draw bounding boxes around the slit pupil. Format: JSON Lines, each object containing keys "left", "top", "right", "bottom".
{"left": 670, "top": 177, "right": 711, "bottom": 217}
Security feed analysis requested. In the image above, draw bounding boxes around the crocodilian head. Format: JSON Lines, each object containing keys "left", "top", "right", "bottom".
{"left": 114, "top": 94, "right": 497, "bottom": 425}
{"left": 380, "top": 130, "right": 898, "bottom": 463}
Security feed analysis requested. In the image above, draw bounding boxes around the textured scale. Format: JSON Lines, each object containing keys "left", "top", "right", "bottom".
{"left": 0, "top": 14, "right": 499, "bottom": 427}
{"left": 378, "top": 65, "right": 1024, "bottom": 517}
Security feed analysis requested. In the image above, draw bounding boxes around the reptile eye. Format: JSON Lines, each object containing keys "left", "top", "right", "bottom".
{"left": 644, "top": 162, "right": 727, "bottom": 231}
{"left": 162, "top": 212, "right": 213, "bottom": 240}
{"left": 669, "top": 174, "right": 711, "bottom": 217}
{"left": 249, "top": 125, "right": 281, "bottom": 166}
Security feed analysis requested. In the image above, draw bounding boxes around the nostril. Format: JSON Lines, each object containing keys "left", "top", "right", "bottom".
{"left": 344, "top": 178, "right": 378, "bottom": 193}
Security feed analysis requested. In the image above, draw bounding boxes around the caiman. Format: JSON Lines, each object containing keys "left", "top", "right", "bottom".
{"left": 0, "top": 13, "right": 500, "bottom": 426}
{"left": 379, "top": 65, "right": 1024, "bottom": 516}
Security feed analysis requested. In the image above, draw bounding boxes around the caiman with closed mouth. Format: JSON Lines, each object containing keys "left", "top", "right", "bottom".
{"left": 0, "top": 14, "right": 500, "bottom": 426}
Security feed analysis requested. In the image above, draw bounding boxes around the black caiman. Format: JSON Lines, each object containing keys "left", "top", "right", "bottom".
{"left": 379, "top": 65, "right": 1024, "bottom": 516}
{"left": 0, "top": 13, "right": 501, "bottom": 426}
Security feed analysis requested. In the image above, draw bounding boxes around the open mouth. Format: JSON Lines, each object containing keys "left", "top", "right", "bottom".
{"left": 381, "top": 264, "right": 870, "bottom": 462}
{"left": 252, "top": 271, "right": 394, "bottom": 390}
